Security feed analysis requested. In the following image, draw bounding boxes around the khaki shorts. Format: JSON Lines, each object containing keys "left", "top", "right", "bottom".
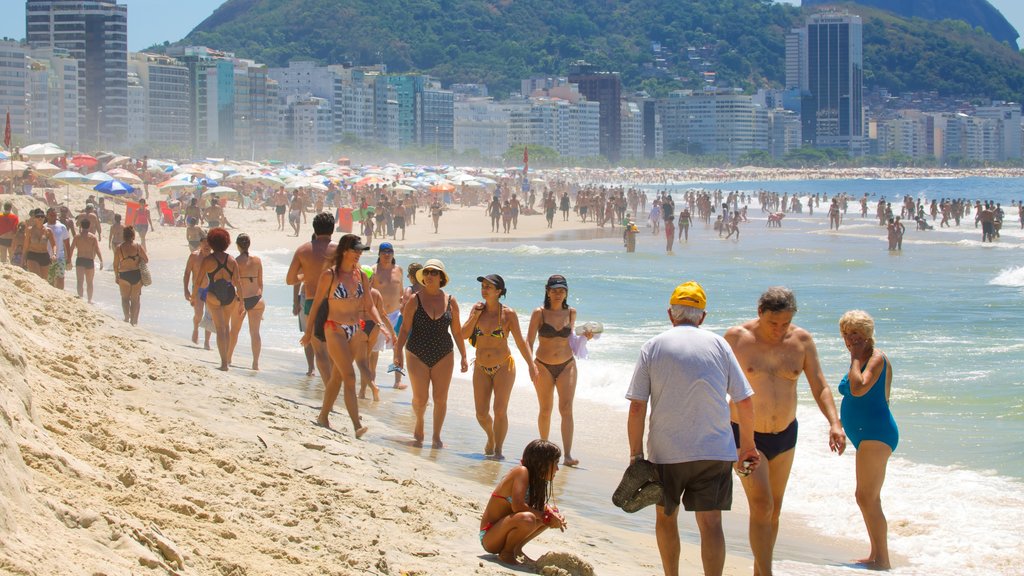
{"left": 655, "top": 460, "right": 733, "bottom": 516}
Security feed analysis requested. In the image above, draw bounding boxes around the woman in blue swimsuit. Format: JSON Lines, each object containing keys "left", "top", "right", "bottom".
{"left": 838, "top": 310, "right": 897, "bottom": 571}
{"left": 393, "top": 258, "right": 468, "bottom": 448}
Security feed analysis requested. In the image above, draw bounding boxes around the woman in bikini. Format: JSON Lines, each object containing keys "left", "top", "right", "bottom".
{"left": 302, "top": 234, "right": 390, "bottom": 436}
{"left": 479, "top": 439, "right": 566, "bottom": 565}
{"left": 462, "top": 274, "right": 538, "bottom": 460}
{"left": 228, "top": 233, "right": 264, "bottom": 371}
{"left": 134, "top": 198, "right": 153, "bottom": 248}
{"left": 393, "top": 258, "right": 468, "bottom": 448}
{"left": 195, "top": 227, "right": 242, "bottom": 371}
{"left": 113, "top": 226, "right": 148, "bottom": 326}
{"left": 838, "top": 310, "right": 898, "bottom": 571}
{"left": 355, "top": 265, "right": 394, "bottom": 402}
{"left": 527, "top": 275, "right": 581, "bottom": 466}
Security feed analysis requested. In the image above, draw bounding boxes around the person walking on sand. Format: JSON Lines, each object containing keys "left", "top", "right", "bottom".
{"left": 479, "top": 439, "right": 567, "bottom": 566}
{"left": 838, "top": 310, "right": 897, "bottom": 571}
{"left": 626, "top": 281, "right": 759, "bottom": 576}
{"left": 69, "top": 219, "right": 103, "bottom": 302}
{"left": 133, "top": 198, "right": 154, "bottom": 249}
{"left": 303, "top": 234, "right": 390, "bottom": 435}
{"left": 287, "top": 213, "right": 338, "bottom": 382}
{"left": 183, "top": 235, "right": 213, "bottom": 350}
{"left": 272, "top": 187, "right": 288, "bottom": 230}
{"left": 194, "top": 227, "right": 242, "bottom": 371}
{"left": 22, "top": 209, "right": 55, "bottom": 281}
{"left": 724, "top": 287, "right": 846, "bottom": 576}
{"left": 430, "top": 199, "right": 443, "bottom": 234}
{"left": 355, "top": 266, "right": 395, "bottom": 402}
{"left": 44, "top": 207, "right": 72, "bottom": 290}
{"left": 677, "top": 207, "right": 691, "bottom": 243}
{"left": 371, "top": 242, "right": 406, "bottom": 389}
{"left": 0, "top": 202, "right": 19, "bottom": 263}
{"left": 113, "top": 226, "right": 148, "bottom": 326}
{"left": 462, "top": 274, "right": 538, "bottom": 460}
{"left": 229, "top": 233, "right": 265, "bottom": 371}
{"left": 393, "top": 259, "right": 468, "bottom": 448}
{"left": 527, "top": 275, "right": 591, "bottom": 467}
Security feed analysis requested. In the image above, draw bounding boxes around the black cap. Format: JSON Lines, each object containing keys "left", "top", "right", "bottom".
{"left": 545, "top": 274, "right": 568, "bottom": 289}
{"left": 476, "top": 274, "right": 506, "bottom": 296}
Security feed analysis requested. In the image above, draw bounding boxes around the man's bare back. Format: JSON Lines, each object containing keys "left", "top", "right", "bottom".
{"left": 287, "top": 237, "right": 336, "bottom": 298}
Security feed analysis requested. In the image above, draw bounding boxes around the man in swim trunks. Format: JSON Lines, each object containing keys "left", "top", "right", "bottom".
{"left": 183, "top": 236, "right": 213, "bottom": 350}
{"left": 0, "top": 202, "right": 19, "bottom": 263}
{"left": 272, "top": 187, "right": 288, "bottom": 230}
{"left": 724, "top": 287, "right": 846, "bottom": 576}
{"left": 371, "top": 242, "right": 406, "bottom": 389}
{"left": 69, "top": 219, "right": 103, "bottom": 302}
{"left": 286, "top": 213, "right": 337, "bottom": 383}
{"left": 627, "top": 281, "right": 759, "bottom": 576}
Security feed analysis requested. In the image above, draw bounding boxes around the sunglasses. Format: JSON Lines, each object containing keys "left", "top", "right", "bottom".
{"left": 422, "top": 269, "right": 441, "bottom": 276}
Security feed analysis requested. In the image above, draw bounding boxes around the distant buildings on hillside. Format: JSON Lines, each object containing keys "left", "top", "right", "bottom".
{"left": 2, "top": 3, "right": 1022, "bottom": 165}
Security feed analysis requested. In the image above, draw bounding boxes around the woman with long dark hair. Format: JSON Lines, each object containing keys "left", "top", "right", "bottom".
{"left": 302, "top": 234, "right": 390, "bottom": 436}
{"left": 479, "top": 439, "right": 567, "bottom": 565}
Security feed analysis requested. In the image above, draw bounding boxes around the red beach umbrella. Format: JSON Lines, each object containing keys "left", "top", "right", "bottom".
{"left": 71, "top": 154, "right": 99, "bottom": 169}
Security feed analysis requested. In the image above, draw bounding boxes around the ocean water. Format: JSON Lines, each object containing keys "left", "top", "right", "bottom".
{"left": 111, "top": 176, "right": 1023, "bottom": 575}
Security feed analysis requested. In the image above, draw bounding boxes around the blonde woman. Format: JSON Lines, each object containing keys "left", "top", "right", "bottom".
{"left": 838, "top": 310, "right": 898, "bottom": 571}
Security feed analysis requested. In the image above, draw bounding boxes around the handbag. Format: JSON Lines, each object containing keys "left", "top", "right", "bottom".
{"left": 140, "top": 261, "right": 152, "bottom": 286}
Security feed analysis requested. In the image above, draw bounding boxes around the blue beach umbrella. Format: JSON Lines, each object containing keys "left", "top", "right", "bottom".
{"left": 93, "top": 179, "right": 135, "bottom": 195}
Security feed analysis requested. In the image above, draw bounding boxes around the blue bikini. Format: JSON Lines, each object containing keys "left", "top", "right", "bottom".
{"left": 839, "top": 356, "right": 899, "bottom": 451}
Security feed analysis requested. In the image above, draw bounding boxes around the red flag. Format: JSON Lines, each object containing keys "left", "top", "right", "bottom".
{"left": 3, "top": 111, "right": 10, "bottom": 150}
{"left": 523, "top": 146, "right": 529, "bottom": 175}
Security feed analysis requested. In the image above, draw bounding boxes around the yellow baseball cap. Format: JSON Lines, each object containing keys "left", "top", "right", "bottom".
{"left": 669, "top": 281, "right": 706, "bottom": 310}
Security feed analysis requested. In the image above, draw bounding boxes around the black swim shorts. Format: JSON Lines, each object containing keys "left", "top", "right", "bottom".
{"left": 655, "top": 460, "right": 733, "bottom": 516}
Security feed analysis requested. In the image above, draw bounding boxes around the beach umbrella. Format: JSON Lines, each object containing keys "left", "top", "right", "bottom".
{"left": 32, "top": 161, "right": 62, "bottom": 175}
{"left": 461, "top": 180, "right": 485, "bottom": 188}
{"left": 0, "top": 150, "right": 8, "bottom": 160}
{"left": 93, "top": 179, "right": 134, "bottom": 195}
{"left": 0, "top": 160, "right": 30, "bottom": 174}
{"left": 429, "top": 182, "right": 455, "bottom": 193}
{"left": 20, "top": 142, "right": 66, "bottom": 160}
{"left": 205, "top": 185, "right": 238, "bottom": 195}
{"left": 107, "top": 168, "right": 143, "bottom": 184}
{"left": 243, "top": 174, "right": 285, "bottom": 187}
{"left": 159, "top": 179, "right": 199, "bottom": 190}
{"left": 71, "top": 154, "right": 98, "bottom": 169}
{"left": 105, "top": 155, "right": 132, "bottom": 168}
{"left": 86, "top": 171, "right": 114, "bottom": 182}
{"left": 52, "top": 170, "right": 91, "bottom": 183}
{"left": 393, "top": 184, "right": 416, "bottom": 193}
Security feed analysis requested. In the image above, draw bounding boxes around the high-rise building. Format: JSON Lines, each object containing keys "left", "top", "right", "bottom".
{"left": 0, "top": 41, "right": 30, "bottom": 147}
{"left": 657, "top": 91, "right": 769, "bottom": 162}
{"left": 27, "top": 46, "right": 80, "bottom": 149}
{"left": 26, "top": 0, "right": 128, "bottom": 148}
{"left": 790, "top": 12, "right": 864, "bottom": 155}
{"left": 128, "top": 52, "right": 192, "bottom": 155}
{"left": 976, "top": 101, "right": 1022, "bottom": 160}
{"left": 568, "top": 62, "right": 621, "bottom": 162}
{"left": 454, "top": 98, "right": 509, "bottom": 159}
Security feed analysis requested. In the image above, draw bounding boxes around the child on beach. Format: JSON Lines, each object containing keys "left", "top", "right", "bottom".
{"left": 479, "top": 439, "right": 567, "bottom": 565}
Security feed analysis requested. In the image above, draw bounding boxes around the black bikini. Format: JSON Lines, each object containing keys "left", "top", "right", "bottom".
{"left": 206, "top": 254, "right": 237, "bottom": 304}
{"left": 405, "top": 293, "right": 453, "bottom": 368}
{"left": 118, "top": 247, "right": 141, "bottom": 285}
{"left": 536, "top": 309, "right": 574, "bottom": 380}
{"left": 243, "top": 295, "right": 261, "bottom": 311}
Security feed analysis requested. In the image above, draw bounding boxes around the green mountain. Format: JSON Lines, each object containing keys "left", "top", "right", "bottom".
{"left": 804, "top": 0, "right": 1019, "bottom": 46}
{"left": 178, "top": 0, "right": 1024, "bottom": 100}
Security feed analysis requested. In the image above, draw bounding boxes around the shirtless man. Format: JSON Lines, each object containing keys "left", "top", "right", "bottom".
{"left": 183, "top": 236, "right": 212, "bottom": 350}
{"left": 371, "top": 242, "right": 406, "bottom": 389}
{"left": 288, "top": 191, "right": 306, "bottom": 237}
{"left": 76, "top": 204, "right": 102, "bottom": 245}
{"left": 69, "top": 219, "right": 104, "bottom": 302}
{"left": 725, "top": 287, "right": 846, "bottom": 576}
{"left": 203, "top": 197, "right": 232, "bottom": 229}
{"left": 22, "top": 209, "right": 56, "bottom": 281}
{"left": 272, "top": 187, "right": 288, "bottom": 230}
{"left": 286, "top": 213, "right": 337, "bottom": 382}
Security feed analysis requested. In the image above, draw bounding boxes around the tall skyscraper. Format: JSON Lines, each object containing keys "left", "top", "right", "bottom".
{"left": 568, "top": 61, "right": 622, "bottom": 162}
{"left": 790, "top": 12, "right": 864, "bottom": 154}
{"left": 26, "top": 0, "right": 128, "bottom": 149}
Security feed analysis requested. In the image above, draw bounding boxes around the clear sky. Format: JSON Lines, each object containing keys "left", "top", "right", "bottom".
{"left": 0, "top": 0, "right": 1021, "bottom": 51}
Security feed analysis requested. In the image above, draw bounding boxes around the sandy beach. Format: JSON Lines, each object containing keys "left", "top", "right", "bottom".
{"left": 2, "top": 169, "right": 1021, "bottom": 575}
{"left": 0, "top": 182, "right": 760, "bottom": 576}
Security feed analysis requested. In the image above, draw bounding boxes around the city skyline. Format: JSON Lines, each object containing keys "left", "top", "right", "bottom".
{"left": 0, "top": 0, "right": 1022, "bottom": 52}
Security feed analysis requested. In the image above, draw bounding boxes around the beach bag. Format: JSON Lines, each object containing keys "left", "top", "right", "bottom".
{"left": 199, "top": 309, "right": 215, "bottom": 333}
{"left": 139, "top": 261, "right": 152, "bottom": 286}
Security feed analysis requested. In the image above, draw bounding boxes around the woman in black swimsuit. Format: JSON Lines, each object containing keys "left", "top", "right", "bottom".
{"left": 302, "top": 234, "right": 390, "bottom": 436}
{"left": 527, "top": 275, "right": 581, "bottom": 466}
{"left": 393, "top": 258, "right": 468, "bottom": 448}
{"left": 113, "top": 226, "right": 148, "bottom": 325}
{"left": 195, "top": 227, "right": 242, "bottom": 371}
{"left": 461, "top": 274, "right": 537, "bottom": 460}
{"left": 229, "top": 233, "right": 264, "bottom": 371}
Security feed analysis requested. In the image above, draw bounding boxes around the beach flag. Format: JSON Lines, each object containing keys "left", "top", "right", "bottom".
{"left": 523, "top": 146, "right": 529, "bottom": 176}
{"left": 3, "top": 111, "right": 10, "bottom": 150}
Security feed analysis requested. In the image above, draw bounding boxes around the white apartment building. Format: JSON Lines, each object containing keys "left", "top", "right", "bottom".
{"left": 454, "top": 98, "right": 510, "bottom": 158}
{"left": 658, "top": 91, "right": 769, "bottom": 161}
{"left": 620, "top": 101, "right": 644, "bottom": 160}
{"left": 26, "top": 47, "right": 79, "bottom": 149}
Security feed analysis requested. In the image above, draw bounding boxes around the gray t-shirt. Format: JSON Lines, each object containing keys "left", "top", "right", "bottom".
{"left": 626, "top": 324, "right": 754, "bottom": 464}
